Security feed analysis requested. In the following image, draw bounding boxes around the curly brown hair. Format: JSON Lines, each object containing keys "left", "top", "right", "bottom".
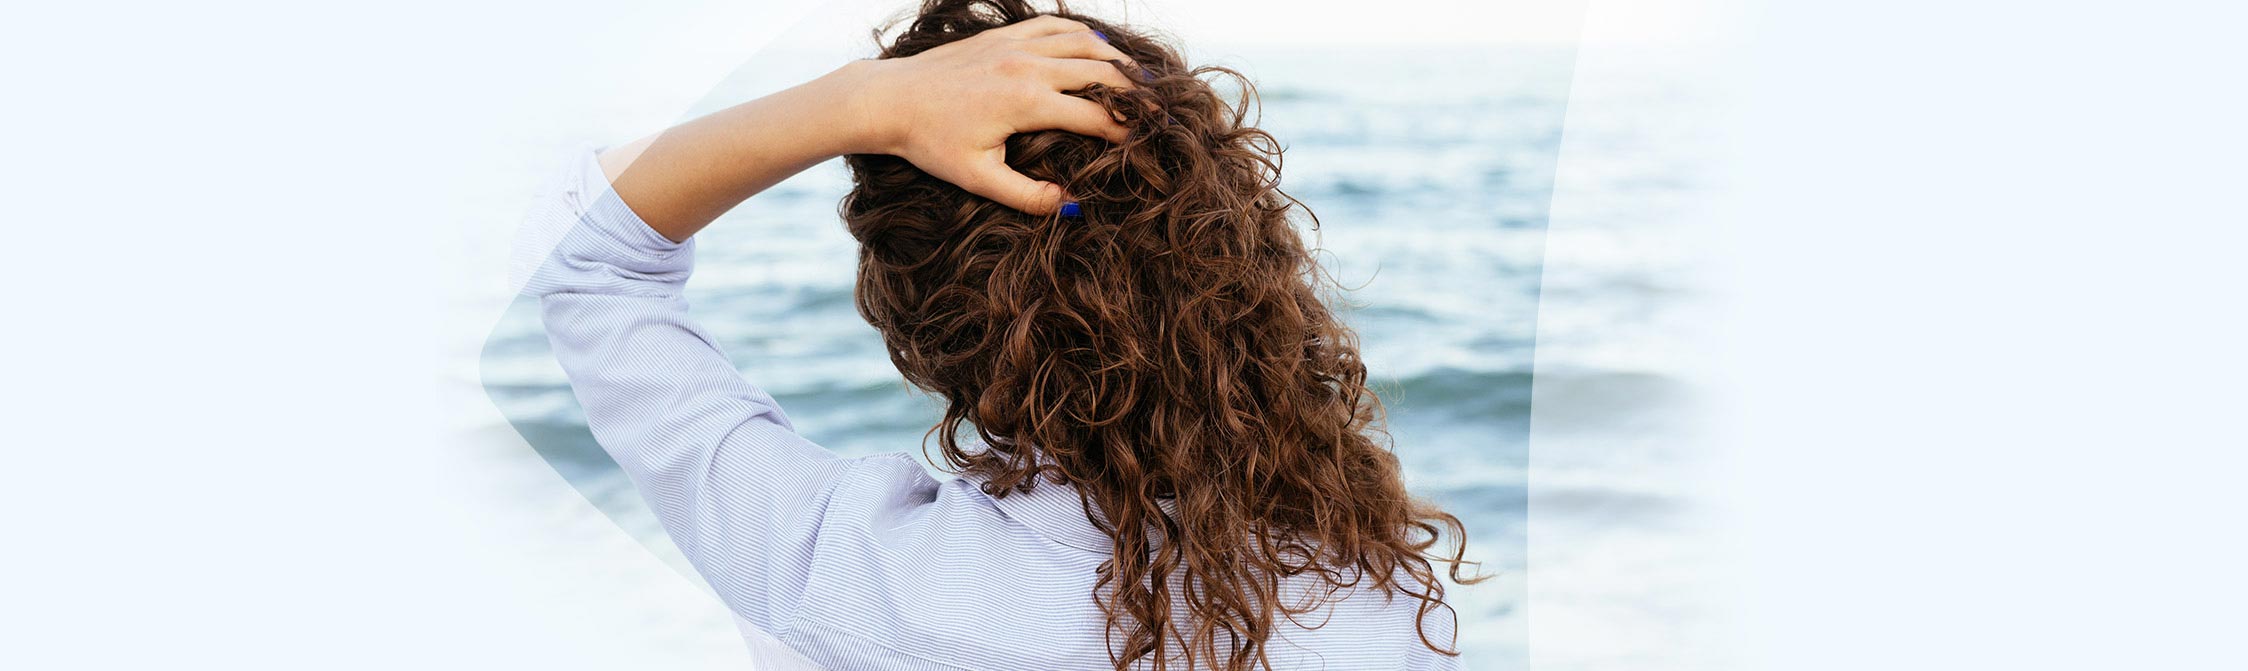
{"left": 840, "top": 1, "right": 1481, "bottom": 668}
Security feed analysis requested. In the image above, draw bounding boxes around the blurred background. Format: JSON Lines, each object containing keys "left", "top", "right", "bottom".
{"left": 470, "top": 0, "right": 1726, "bottom": 668}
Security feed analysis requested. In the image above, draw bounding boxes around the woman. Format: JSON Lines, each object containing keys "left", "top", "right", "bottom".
{"left": 526, "top": 1, "right": 1479, "bottom": 668}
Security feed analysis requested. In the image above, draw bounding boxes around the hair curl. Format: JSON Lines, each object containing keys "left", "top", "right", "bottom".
{"left": 841, "top": 2, "right": 1482, "bottom": 668}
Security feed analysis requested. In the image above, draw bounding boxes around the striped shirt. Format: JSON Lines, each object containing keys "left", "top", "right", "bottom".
{"left": 524, "top": 148, "right": 1462, "bottom": 670}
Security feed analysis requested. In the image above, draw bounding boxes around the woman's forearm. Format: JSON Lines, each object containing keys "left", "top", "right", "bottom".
{"left": 598, "top": 61, "right": 885, "bottom": 242}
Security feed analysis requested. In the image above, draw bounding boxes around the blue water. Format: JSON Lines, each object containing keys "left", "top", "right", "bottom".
{"left": 481, "top": 44, "right": 1705, "bottom": 667}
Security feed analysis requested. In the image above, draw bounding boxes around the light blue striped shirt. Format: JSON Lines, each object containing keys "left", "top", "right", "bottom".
{"left": 524, "top": 149, "right": 1462, "bottom": 670}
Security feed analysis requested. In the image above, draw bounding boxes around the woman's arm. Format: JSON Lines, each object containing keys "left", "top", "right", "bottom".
{"left": 601, "top": 14, "right": 1140, "bottom": 241}
{"left": 521, "top": 14, "right": 1139, "bottom": 633}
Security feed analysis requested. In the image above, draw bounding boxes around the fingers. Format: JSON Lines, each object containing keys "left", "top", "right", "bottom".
{"left": 1020, "top": 30, "right": 1138, "bottom": 72}
{"left": 947, "top": 154, "right": 1068, "bottom": 215}
{"left": 987, "top": 15, "right": 1091, "bottom": 39}
{"left": 1043, "top": 57, "right": 1137, "bottom": 93}
{"left": 1030, "top": 94, "right": 1130, "bottom": 143}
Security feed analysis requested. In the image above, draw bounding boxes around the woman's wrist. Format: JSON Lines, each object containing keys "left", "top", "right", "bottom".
{"left": 821, "top": 59, "right": 905, "bottom": 157}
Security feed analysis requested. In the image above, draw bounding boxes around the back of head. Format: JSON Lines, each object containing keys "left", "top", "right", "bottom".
{"left": 841, "top": 1, "right": 1475, "bottom": 667}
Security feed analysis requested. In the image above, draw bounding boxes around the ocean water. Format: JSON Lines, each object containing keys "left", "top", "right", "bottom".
{"left": 479, "top": 44, "right": 1712, "bottom": 668}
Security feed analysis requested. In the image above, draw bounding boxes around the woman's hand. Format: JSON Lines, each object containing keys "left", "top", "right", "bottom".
{"left": 843, "top": 15, "right": 1140, "bottom": 214}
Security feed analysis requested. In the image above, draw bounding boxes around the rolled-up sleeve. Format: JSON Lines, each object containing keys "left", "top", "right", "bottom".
{"left": 520, "top": 148, "right": 859, "bottom": 634}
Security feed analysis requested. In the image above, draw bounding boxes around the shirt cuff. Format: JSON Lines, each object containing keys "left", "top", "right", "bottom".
{"left": 574, "top": 147, "right": 691, "bottom": 267}
{"left": 575, "top": 148, "right": 687, "bottom": 249}
{"left": 518, "top": 146, "right": 696, "bottom": 298}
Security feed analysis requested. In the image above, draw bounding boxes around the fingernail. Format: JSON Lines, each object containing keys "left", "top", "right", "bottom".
{"left": 1059, "top": 201, "right": 1082, "bottom": 218}
{"left": 1138, "top": 66, "right": 1153, "bottom": 80}
{"left": 1093, "top": 30, "right": 1109, "bottom": 42}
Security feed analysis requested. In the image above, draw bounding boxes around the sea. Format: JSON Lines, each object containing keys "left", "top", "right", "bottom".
{"left": 476, "top": 43, "right": 1721, "bottom": 669}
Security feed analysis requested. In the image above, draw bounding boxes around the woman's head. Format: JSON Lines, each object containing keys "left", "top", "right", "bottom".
{"left": 841, "top": 1, "right": 1477, "bottom": 667}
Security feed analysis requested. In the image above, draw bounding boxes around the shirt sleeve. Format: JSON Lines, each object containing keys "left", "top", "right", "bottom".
{"left": 521, "top": 147, "right": 857, "bottom": 635}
